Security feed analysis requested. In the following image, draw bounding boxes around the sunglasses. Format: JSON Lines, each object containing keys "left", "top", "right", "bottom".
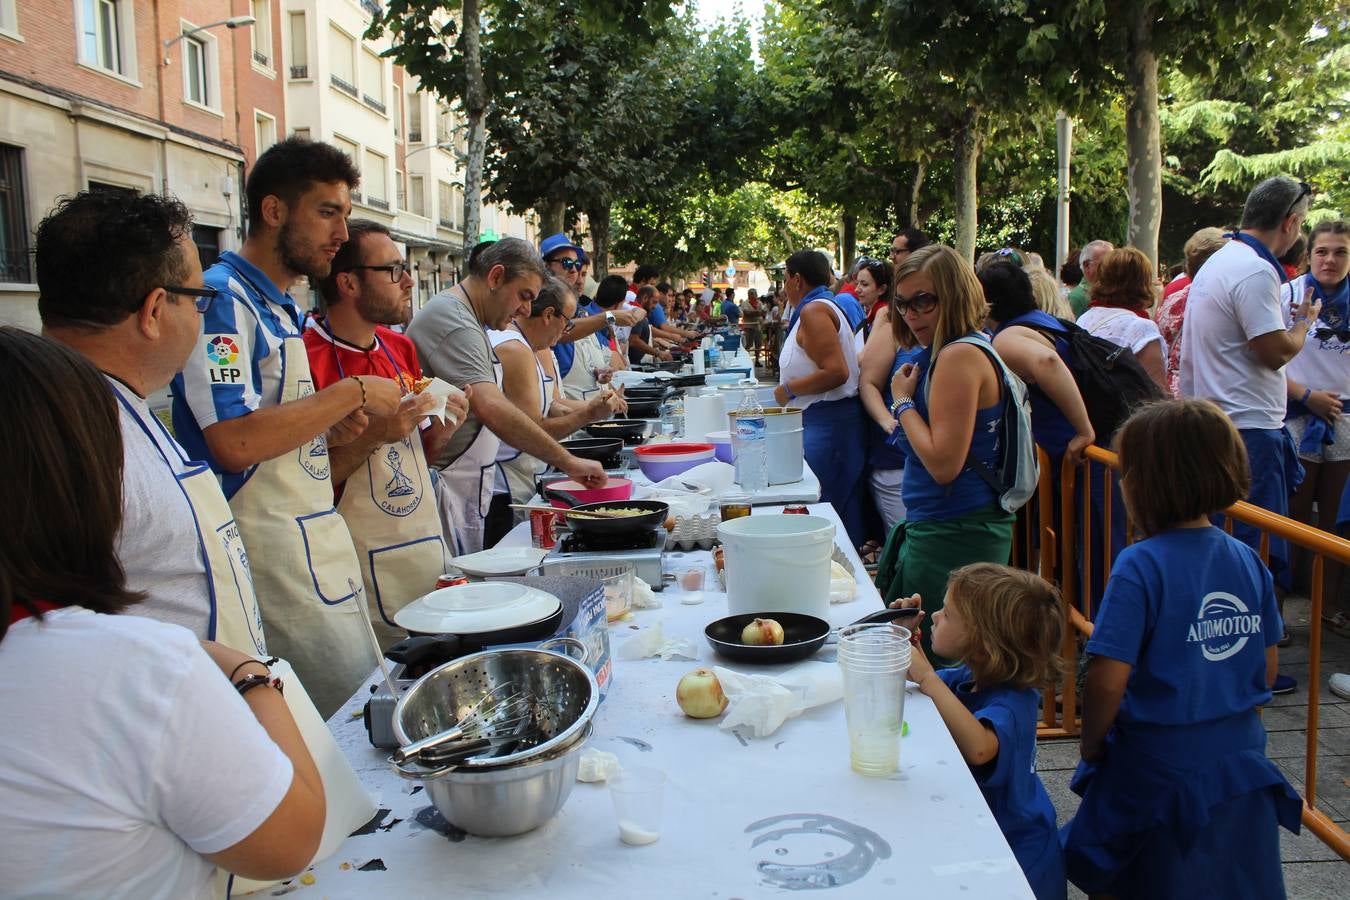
{"left": 550, "top": 257, "right": 584, "bottom": 272}
{"left": 1285, "top": 181, "right": 1313, "bottom": 221}
{"left": 889, "top": 246, "right": 910, "bottom": 258}
{"left": 342, "top": 262, "right": 410, "bottom": 283}
{"left": 894, "top": 291, "right": 939, "bottom": 316}
{"left": 1314, "top": 326, "right": 1350, "bottom": 342}
{"left": 164, "top": 285, "right": 220, "bottom": 313}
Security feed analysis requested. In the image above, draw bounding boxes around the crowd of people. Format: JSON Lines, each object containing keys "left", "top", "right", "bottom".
{"left": 0, "top": 131, "right": 1345, "bottom": 899}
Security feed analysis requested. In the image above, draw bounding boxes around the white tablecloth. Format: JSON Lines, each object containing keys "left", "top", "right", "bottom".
{"left": 293, "top": 504, "right": 1032, "bottom": 899}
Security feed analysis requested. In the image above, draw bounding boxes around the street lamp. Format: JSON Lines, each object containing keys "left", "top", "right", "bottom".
{"left": 404, "top": 142, "right": 465, "bottom": 162}
{"left": 162, "top": 15, "right": 256, "bottom": 64}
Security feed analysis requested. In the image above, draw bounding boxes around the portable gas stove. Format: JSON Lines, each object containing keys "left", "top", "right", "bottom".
{"left": 544, "top": 526, "right": 668, "bottom": 591}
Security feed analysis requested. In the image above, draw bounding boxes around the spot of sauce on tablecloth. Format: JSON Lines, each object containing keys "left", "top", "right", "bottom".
{"left": 357, "top": 859, "right": 387, "bottom": 872}
{"left": 745, "top": 813, "right": 891, "bottom": 890}
{"left": 930, "top": 794, "right": 945, "bottom": 803}
{"left": 616, "top": 736, "right": 652, "bottom": 752}
{"left": 414, "top": 805, "right": 468, "bottom": 842}
{"left": 410, "top": 785, "right": 424, "bottom": 794}
{"left": 732, "top": 730, "right": 749, "bottom": 747}
{"left": 350, "top": 808, "right": 391, "bottom": 836}
{"left": 936, "top": 758, "right": 948, "bottom": 765}
{"left": 774, "top": 740, "right": 786, "bottom": 750}
{"left": 269, "top": 886, "right": 298, "bottom": 896}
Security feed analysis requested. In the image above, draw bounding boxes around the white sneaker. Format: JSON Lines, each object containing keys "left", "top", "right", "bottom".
{"left": 1330, "top": 673, "right": 1350, "bottom": 701}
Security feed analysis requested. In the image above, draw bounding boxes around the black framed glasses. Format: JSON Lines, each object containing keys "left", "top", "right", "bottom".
{"left": 894, "top": 291, "right": 939, "bottom": 316}
{"left": 889, "top": 245, "right": 910, "bottom": 258}
{"left": 342, "top": 261, "right": 410, "bottom": 283}
{"left": 1314, "top": 326, "right": 1350, "bottom": 342}
{"left": 549, "top": 257, "right": 584, "bottom": 272}
{"left": 1285, "top": 181, "right": 1313, "bottom": 221}
{"left": 164, "top": 285, "right": 220, "bottom": 313}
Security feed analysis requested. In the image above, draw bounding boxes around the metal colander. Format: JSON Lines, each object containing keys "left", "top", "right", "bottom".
{"left": 393, "top": 642, "right": 599, "bottom": 769}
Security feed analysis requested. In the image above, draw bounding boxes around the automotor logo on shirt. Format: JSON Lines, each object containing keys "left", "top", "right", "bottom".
{"left": 1188, "top": 591, "right": 1263, "bottom": 661}
{"left": 204, "top": 335, "right": 243, "bottom": 385}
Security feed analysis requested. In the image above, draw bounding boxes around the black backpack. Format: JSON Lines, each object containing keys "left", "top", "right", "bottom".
{"left": 1031, "top": 317, "right": 1165, "bottom": 441}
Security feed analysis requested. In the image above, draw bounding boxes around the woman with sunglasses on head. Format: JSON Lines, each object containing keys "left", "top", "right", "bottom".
{"left": 873, "top": 245, "right": 1018, "bottom": 663}
{"left": 1283, "top": 220, "right": 1350, "bottom": 636}
{"left": 0, "top": 328, "right": 325, "bottom": 898}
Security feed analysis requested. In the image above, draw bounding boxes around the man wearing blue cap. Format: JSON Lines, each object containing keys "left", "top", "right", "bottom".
{"left": 541, "top": 233, "right": 642, "bottom": 381}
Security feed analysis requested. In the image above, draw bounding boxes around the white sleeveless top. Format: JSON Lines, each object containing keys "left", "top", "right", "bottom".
{"left": 488, "top": 328, "right": 552, "bottom": 463}
{"left": 778, "top": 296, "right": 861, "bottom": 410}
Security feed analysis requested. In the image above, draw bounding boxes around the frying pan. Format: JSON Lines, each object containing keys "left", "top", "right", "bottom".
{"left": 668, "top": 373, "right": 707, "bottom": 388}
{"left": 623, "top": 399, "right": 663, "bottom": 419}
{"left": 584, "top": 419, "right": 648, "bottom": 442}
{"left": 559, "top": 437, "right": 623, "bottom": 462}
{"left": 705, "top": 607, "right": 922, "bottom": 664}
{"left": 622, "top": 386, "right": 672, "bottom": 401}
{"left": 559, "top": 499, "right": 670, "bottom": 540}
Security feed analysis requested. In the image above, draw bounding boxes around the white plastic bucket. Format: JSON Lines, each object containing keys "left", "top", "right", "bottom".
{"left": 718, "top": 514, "right": 835, "bottom": 620}
{"left": 727, "top": 407, "right": 804, "bottom": 485}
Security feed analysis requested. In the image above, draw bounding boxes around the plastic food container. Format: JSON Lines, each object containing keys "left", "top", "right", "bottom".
{"left": 704, "top": 430, "right": 734, "bottom": 463}
{"left": 633, "top": 442, "right": 715, "bottom": 482}
{"left": 544, "top": 477, "right": 634, "bottom": 508}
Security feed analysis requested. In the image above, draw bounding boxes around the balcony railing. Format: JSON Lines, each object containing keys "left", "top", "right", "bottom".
{"left": 0, "top": 245, "right": 34, "bottom": 284}
{"left": 351, "top": 190, "right": 363, "bottom": 203}
{"left": 438, "top": 217, "right": 454, "bottom": 228}
{"left": 408, "top": 130, "right": 422, "bottom": 143}
{"left": 363, "top": 95, "right": 387, "bottom": 115}
{"left": 360, "top": 0, "right": 383, "bottom": 16}
{"left": 290, "top": 64, "right": 308, "bottom": 79}
{"left": 330, "top": 74, "right": 358, "bottom": 98}
{"left": 366, "top": 197, "right": 390, "bottom": 210}
{"left": 252, "top": 50, "right": 270, "bottom": 67}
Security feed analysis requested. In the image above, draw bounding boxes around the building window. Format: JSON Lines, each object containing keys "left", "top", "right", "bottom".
{"left": 78, "top": 0, "right": 132, "bottom": 76}
{"left": 183, "top": 34, "right": 209, "bottom": 106}
{"left": 438, "top": 180, "right": 453, "bottom": 228}
{"left": 192, "top": 224, "right": 222, "bottom": 270}
{"left": 364, "top": 149, "right": 388, "bottom": 210}
{"left": 88, "top": 180, "right": 136, "bottom": 194}
{"left": 255, "top": 111, "right": 277, "bottom": 155}
{"left": 0, "top": 144, "right": 31, "bottom": 283}
{"left": 1, "top": 0, "right": 19, "bottom": 36}
{"left": 451, "top": 184, "right": 464, "bottom": 230}
{"left": 360, "top": 49, "right": 385, "bottom": 113}
{"left": 395, "top": 170, "right": 405, "bottom": 210}
{"left": 437, "top": 106, "right": 452, "bottom": 145}
{"left": 288, "top": 11, "right": 307, "bottom": 78}
{"left": 292, "top": 127, "right": 310, "bottom": 141}
{"left": 407, "top": 95, "right": 423, "bottom": 143}
{"left": 409, "top": 175, "right": 425, "bottom": 217}
{"left": 329, "top": 26, "right": 356, "bottom": 97}
{"left": 250, "top": 0, "right": 271, "bottom": 68}
{"left": 333, "top": 136, "right": 360, "bottom": 199}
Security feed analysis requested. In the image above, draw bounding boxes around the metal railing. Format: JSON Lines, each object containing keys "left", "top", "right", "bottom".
{"left": 290, "top": 64, "right": 308, "bottom": 79}
{"left": 330, "top": 74, "right": 358, "bottom": 98}
{"left": 363, "top": 95, "right": 387, "bottom": 115}
{"left": 1013, "top": 443, "right": 1350, "bottom": 861}
{"left": 365, "top": 197, "right": 389, "bottom": 210}
{"left": 252, "top": 49, "right": 270, "bottom": 67}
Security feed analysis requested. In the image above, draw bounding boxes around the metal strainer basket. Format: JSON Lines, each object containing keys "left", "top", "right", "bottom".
{"left": 392, "top": 641, "right": 599, "bottom": 770}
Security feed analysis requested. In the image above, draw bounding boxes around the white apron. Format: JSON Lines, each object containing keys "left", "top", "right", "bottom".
{"left": 331, "top": 346, "right": 451, "bottom": 649}
{"left": 227, "top": 336, "right": 374, "bottom": 717}
{"left": 489, "top": 329, "right": 553, "bottom": 513}
{"left": 561, "top": 332, "right": 611, "bottom": 401}
{"left": 434, "top": 334, "right": 504, "bottom": 557}
{"left": 115, "top": 391, "right": 266, "bottom": 656}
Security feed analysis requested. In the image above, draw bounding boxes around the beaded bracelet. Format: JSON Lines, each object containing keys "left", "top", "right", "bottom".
{"left": 234, "top": 673, "right": 285, "bottom": 697}
{"left": 228, "top": 656, "right": 279, "bottom": 683}
{"left": 351, "top": 374, "right": 368, "bottom": 410}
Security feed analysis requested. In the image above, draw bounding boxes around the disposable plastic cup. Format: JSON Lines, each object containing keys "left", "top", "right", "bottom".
{"left": 609, "top": 767, "right": 666, "bottom": 845}
{"left": 838, "top": 625, "right": 911, "bottom": 776}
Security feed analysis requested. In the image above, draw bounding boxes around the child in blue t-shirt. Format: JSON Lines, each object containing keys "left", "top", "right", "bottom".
{"left": 900, "top": 562, "right": 1068, "bottom": 900}
{"left": 1061, "top": 399, "right": 1303, "bottom": 899}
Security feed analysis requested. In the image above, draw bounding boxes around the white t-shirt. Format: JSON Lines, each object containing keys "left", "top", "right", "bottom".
{"left": 1076, "top": 307, "right": 1165, "bottom": 357}
{"left": 110, "top": 378, "right": 213, "bottom": 637}
{"left": 1282, "top": 273, "right": 1350, "bottom": 398}
{"left": 0, "top": 608, "right": 293, "bottom": 899}
{"left": 1180, "top": 238, "right": 1287, "bottom": 430}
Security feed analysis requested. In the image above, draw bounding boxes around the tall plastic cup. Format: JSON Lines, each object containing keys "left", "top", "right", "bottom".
{"left": 837, "top": 623, "right": 911, "bottom": 776}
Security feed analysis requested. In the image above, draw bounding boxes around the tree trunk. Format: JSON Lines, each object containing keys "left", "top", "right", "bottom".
{"left": 462, "top": 0, "right": 484, "bottom": 251}
{"left": 539, "top": 199, "right": 566, "bottom": 237}
{"left": 953, "top": 109, "right": 981, "bottom": 262}
{"left": 909, "top": 161, "right": 925, "bottom": 228}
{"left": 841, "top": 213, "right": 857, "bottom": 269}
{"left": 1123, "top": 3, "right": 1161, "bottom": 270}
{"left": 588, "top": 202, "right": 611, "bottom": 279}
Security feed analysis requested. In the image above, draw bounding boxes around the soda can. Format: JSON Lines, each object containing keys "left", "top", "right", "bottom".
{"left": 530, "top": 508, "right": 560, "bottom": 549}
{"left": 435, "top": 568, "right": 469, "bottom": 589}
{"left": 783, "top": 503, "right": 810, "bottom": 515}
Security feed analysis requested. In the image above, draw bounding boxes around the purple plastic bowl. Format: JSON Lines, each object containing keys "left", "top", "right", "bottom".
{"left": 705, "top": 430, "right": 735, "bottom": 464}
{"left": 634, "top": 443, "right": 716, "bottom": 482}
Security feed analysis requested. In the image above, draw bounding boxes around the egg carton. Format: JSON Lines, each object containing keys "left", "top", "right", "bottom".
{"left": 665, "top": 513, "right": 721, "bottom": 551}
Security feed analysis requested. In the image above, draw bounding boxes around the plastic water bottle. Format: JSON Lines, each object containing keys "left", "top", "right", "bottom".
{"left": 733, "top": 389, "right": 769, "bottom": 495}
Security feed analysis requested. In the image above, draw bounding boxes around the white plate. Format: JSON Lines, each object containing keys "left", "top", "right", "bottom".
{"left": 393, "top": 582, "right": 561, "bottom": 635}
{"left": 451, "top": 546, "right": 550, "bottom": 577}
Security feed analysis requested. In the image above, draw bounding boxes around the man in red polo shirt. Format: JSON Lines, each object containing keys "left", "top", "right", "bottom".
{"left": 304, "top": 219, "right": 468, "bottom": 645}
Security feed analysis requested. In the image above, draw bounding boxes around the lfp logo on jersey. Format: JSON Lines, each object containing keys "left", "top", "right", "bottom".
{"left": 205, "top": 335, "right": 243, "bottom": 384}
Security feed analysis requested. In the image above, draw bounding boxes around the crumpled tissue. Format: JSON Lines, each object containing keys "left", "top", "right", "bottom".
{"left": 712, "top": 661, "right": 844, "bottom": 738}
{"left": 654, "top": 461, "right": 736, "bottom": 495}
{"left": 616, "top": 620, "right": 698, "bottom": 661}
{"left": 421, "top": 378, "right": 465, "bottom": 425}
{"left": 631, "top": 576, "right": 661, "bottom": 610}
{"left": 576, "top": 748, "right": 621, "bottom": 783}
{"left": 829, "top": 560, "right": 857, "bottom": 604}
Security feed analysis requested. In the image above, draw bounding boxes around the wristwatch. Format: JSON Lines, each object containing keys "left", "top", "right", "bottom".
{"left": 605, "top": 311, "right": 617, "bottom": 326}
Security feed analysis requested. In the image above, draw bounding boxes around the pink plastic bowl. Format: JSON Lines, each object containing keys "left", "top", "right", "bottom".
{"left": 545, "top": 477, "right": 634, "bottom": 508}
{"left": 633, "top": 442, "right": 716, "bottom": 482}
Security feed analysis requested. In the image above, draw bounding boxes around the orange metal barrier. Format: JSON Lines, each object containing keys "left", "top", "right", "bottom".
{"left": 1012, "top": 443, "right": 1350, "bottom": 861}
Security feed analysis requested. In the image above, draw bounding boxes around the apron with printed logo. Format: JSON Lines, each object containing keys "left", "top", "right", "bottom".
{"left": 116, "top": 390, "right": 267, "bottom": 655}
{"left": 434, "top": 339, "right": 504, "bottom": 557}
{"left": 227, "top": 336, "right": 374, "bottom": 717}
{"left": 329, "top": 340, "right": 450, "bottom": 650}
{"left": 489, "top": 328, "right": 553, "bottom": 511}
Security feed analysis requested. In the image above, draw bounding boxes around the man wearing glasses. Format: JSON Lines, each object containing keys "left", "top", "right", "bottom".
{"left": 172, "top": 138, "right": 404, "bottom": 716}
{"left": 1182, "top": 176, "right": 1317, "bottom": 695}
{"left": 35, "top": 189, "right": 267, "bottom": 657}
{"left": 889, "top": 227, "right": 931, "bottom": 270}
{"left": 303, "top": 220, "right": 470, "bottom": 647}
